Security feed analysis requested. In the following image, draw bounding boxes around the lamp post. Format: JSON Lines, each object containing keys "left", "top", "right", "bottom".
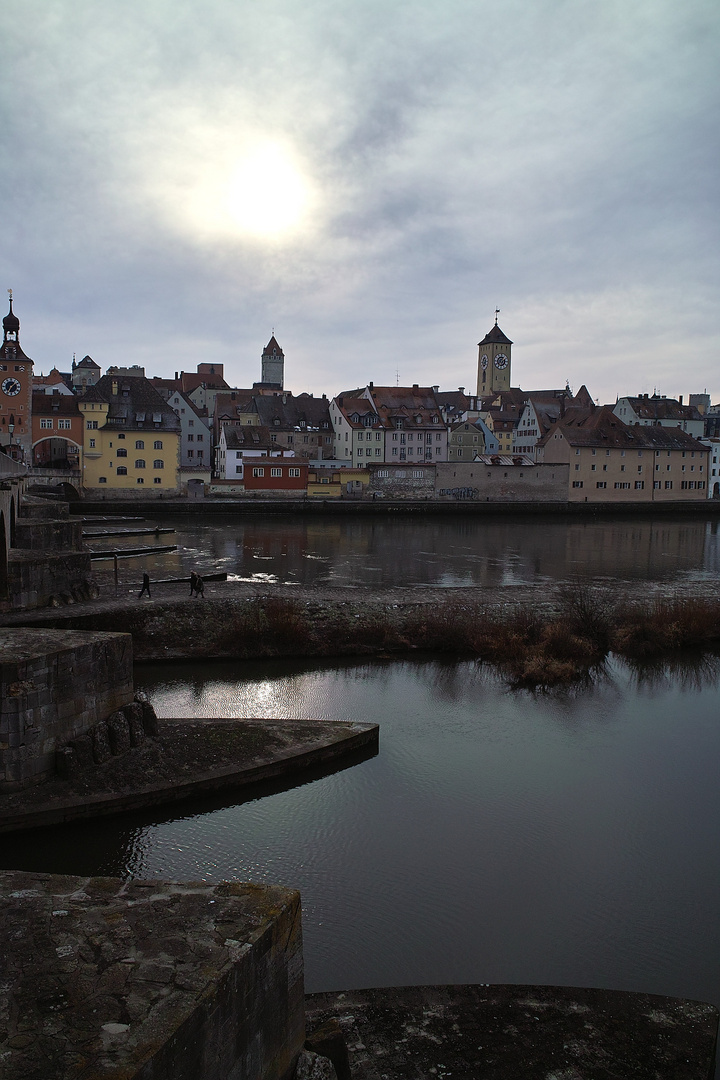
{"left": 7, "top": 414, "right": 14, "bottom": 457}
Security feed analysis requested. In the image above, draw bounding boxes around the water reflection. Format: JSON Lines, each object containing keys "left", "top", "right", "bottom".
{"left": 3, "top": 656, "right": 720, "bottom": 1021}
{"left": 87, "top": 513, "right": 720, "bottom": 588}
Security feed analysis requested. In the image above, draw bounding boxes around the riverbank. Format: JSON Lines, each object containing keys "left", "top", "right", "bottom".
{"left": 0, "top": 717, "right": 378, "bottom": 833}
{"left": 3, "top": 578, "right": 720, "bottom": 686}
{"left": 75, "top": 496, "right": 720, "bottom": 518}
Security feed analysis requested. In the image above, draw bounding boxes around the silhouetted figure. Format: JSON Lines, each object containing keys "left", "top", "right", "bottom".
{"left": 190, "top": 571, "right": 198, "bottom": 595}
{"left": 138, "top": 572, "right": 151, "bottom": 599}
{"left": 191, "top": 573, "right": 204, "bottom": 598}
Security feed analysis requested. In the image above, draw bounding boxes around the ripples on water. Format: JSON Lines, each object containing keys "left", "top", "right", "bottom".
{"left": 5, "top": 655, "right": 720, "bottom": 1017}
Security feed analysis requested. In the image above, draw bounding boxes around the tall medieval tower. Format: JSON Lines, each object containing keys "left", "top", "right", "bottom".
{"left": 0, "top": 292, "right": 33, "bottom": 462}
{"left": 476, "top": 315, "right": 512, "bottom": 397}
{"left": 261, "top": 335, "right": 284, "bottom": 389}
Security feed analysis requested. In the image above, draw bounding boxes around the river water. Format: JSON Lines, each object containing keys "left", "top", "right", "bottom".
{"left": 87, "top": 511, "right": 720, "bottom": 588}
{"left": 5, "top": 653, "right": 720, "bottom": 1016}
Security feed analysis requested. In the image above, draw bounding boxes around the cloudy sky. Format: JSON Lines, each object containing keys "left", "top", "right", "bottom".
{"left": 3, "top": 0, "right": 718, "bottom": 404}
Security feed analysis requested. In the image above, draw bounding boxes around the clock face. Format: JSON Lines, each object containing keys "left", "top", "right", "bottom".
{"left": 494, "top": 354, "right": 508, "bottom": 370}
{"left": 481, "top": 355, "right": 488, "bottom": 370}
{"left": 1, "top": 377, "right": 21, "bottom": 396}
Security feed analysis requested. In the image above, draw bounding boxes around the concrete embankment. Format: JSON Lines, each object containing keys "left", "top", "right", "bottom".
{"left": 306, "top": 984, "right": 719, "bottom": 1079}
{"left": 0, "top": 718, "right": 378, "bottom": 832}
{"left": 77, "top": 496, "right": 720, "bottom": 519}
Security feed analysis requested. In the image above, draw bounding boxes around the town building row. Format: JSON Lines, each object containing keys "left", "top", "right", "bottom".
{"left": 2, "top": 296, "right": 718, "bottom": 503}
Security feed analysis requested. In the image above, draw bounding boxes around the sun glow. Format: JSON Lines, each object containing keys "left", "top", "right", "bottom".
{"left": 177, "top": 140, "right": 313, "bottom": 242}
{"left": 224, "top": 143, "right": 309, "bottom": 236}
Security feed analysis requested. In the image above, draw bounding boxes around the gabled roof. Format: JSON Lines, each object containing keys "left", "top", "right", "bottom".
{"left": 254, "top": 392, "right": 332, "bottom": 431}
{"left": 263, "top": 335, "right": 284, "bottom": 356}
{"left": 620, "top": 396, "right": 702, "bottom": 422}
{"left": 75, "top": 355, "right": 100, "bottom": 370}
{"left": 478, "top": 324, "right": 513, "bottom": 347}
{"left": 223, "top": 425, "right": 281, "bottom": 451}
{"left": 81, "top": 374, "right": 181, "bottom": 432}
{"left": 538, "top": 405, "right": 708, "bottom": 451}
{"left": 31, "top": 393, "right": 82, "bottom": 418}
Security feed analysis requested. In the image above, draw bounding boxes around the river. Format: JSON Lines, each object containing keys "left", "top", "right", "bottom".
{"left": 4, "top": 653, "right": 720, "bottom": 1019}
{"left": 86, "top": 510, "right": 720, "bottom": 588}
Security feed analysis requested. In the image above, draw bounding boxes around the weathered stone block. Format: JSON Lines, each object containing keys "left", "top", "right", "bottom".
{"left": 126, "top": 710, "right": 146, "bottom": 748}
{"left": 71, "top": 734, "right": 95, "bottom": 770}
{"left": 136, "top": 694, "right": 159, "bottom": 737}
{"left": 92, "top": 722, "right": 112, "bottom": 765}
{"left": 106, "top": 713, "right": 131, "bottom": 756}
{"left": 55, "top": 745, "right": 79, "bottom": 779}
{"left": 0, "top": 873, "right": 305, "bottom": 1080}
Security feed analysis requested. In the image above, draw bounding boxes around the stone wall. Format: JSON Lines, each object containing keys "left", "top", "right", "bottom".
{"left": 0, "top": 628, "right": 133, "bottom": 790}
{"left": 1, "top": 872, "right": 305, "bottom": 1080}
{"left": 435, "top": 461, "right": 569, "bottom": 502}
{"left": 367, "top": 463, "right": 436, "bottom": 499}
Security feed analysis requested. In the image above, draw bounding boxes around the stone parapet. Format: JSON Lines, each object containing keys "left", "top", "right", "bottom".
{"left": 0, "top": 629, "right": 133, "bottom": 789}
{"left": 7, "top": 550, "right": 96, "bottom": 610}
{"left": 13, "top": 518, "right": 84, "bottom": 552}
{"left": 0, "top": 872, "right": 305, "bottom": 1080}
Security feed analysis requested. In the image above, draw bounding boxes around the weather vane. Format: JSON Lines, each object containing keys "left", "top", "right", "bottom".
{"left": 494, "top": 307, "right": 500, "bottom": 325}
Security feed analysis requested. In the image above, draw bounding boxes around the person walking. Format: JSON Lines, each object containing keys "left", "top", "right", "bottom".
{"left": 138, "top": 572, "right": 151, "bottom": 599}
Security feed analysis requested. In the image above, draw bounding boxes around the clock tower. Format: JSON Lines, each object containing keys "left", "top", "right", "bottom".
{"left": 476, "top": 312, "right": 513, "bottom": 397}
{"left": 0, "top": 292, "right": 33, "bottom": 462}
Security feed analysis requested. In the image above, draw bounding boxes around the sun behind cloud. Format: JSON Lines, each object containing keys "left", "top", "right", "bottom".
{"left": 224, "top": 143, "right": 309, "bottom": 236}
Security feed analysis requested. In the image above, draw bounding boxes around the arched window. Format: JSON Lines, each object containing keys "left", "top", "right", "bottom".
{"left": 135, "top": 459, "right": 146, "bottom": 469}
{"left": 137, "top": 477, "right": 144, "bottom": 484}
{"left": 117, "top": 466, "right": 127, "bottom": 475}
{"left": 153, "top": 459, "right": 164, "bottom": 469}
{"left": 116, "top": 448, "right": 127, "bottom": 457}
{"left": 135, "top": 440, "right": 145, "bottom": 450}
{"left": 154, "top": 440, "right": 163, "bottom": 449}
{"left": 99, "top": 477, "right": 107, "bottom": 483}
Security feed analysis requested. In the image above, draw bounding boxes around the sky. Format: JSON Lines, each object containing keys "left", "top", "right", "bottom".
{"left": 2, "top": 0, "right": 718, "bottom": 405}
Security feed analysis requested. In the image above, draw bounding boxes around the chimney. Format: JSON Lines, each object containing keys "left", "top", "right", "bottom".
{"left": 175, "top": 372, "right": 178, "bottom": 381}
{"left": 458, "top": 387, "right": 465, "bottom": 394}
{"left": 679, "top": 395, "right": 683, "bottom": 405}
{"left": 560, "top": 396, "right": 566, "bottom": 418}
{"left": 369, "top": 381, "right": 373, "bottom": 389}
{"left": 413, "top": 383, "right": 419, "bottom": 390}
{"left": 112, "top": 380, "right": 118, "bottom": 396}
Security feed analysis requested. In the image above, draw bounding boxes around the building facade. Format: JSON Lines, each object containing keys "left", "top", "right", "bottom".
{"left": 0, "top": 295, "right": 33, "bottom": 462}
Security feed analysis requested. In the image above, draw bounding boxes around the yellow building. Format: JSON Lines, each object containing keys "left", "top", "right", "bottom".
{"left": 539, "top": 405, "right": 710, "bottom": 503}
{"left": 79, "top": 374, "right": 181, "bottom": 494}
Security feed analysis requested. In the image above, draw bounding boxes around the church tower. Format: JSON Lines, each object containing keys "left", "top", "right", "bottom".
{"left": 0, "top": 292, "right": 33, "bottom": 462}
{"left": 261, "top": 335, "right": 284, "bottom": 389}
{"left": 476, "top": 312, "right": 512, "bottom": 397}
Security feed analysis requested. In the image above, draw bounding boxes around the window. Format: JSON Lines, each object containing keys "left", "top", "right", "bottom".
{"left": 575, "top": 464, "right": 580, "bottom": 471}
{"left": 665, "top": 480, "right": 673, "bottom": 489}
{"left": 253, "top": 467, "right": 265, "bottom": 477}
{"left": 188, "top": 419, "right": 194, "bottom": 427}
{"left": 188, "top": 434, "right": 194, "bottom": 442}
{"left": 118, "top": 433, "right": 125, "bottom": 440}
{"left": 58, "top": 419, "right": 71, "bottom": 429}
{"left": 271, "top": 467, "right": 282, "bottom": 477}
{"left": 99, "top": 477, "right": 107, "bottom": 484}
{"left": 572, "top": 481, "right": 584, "bottom": 488}
{"left": 154, "top": 477, "right": 162, "bottom": 484}
{"left": 116, "top": 448, "right": 127, "bottom": 457}
{"left": 89, "top": 438, "right": 96, "bottom": 448}
{"left": 289, "top": 468, "right": 300, "bottom": 477}
{"left": 187, "top": 450, "right": 194, "bottom": 458}
{"left": 614, "top": 482, "right": 631, "bottom": 489}
{"left": 596, "top": 481, "right": 607, "bottom": 488}
{"left": 635, "top": 481, "right": 644, "bottom": 489}
{"left": 135, "top": 459, "right": 146, "bottom": 469}
{"left": 137, "top": 477, "right": 144, "bottom": 484}
{"left": 117, "top": 466, "right": 127, "bottom": 475}
{"left": 153, "top": 459, "right": 164, "bottom": 469}
{"left": 135, "top": 440, "right": 144, "bottom": 449}
{"left": 86, "top": 420, "right": 98, "bottom": 429}
{"left": 197, "top": 434, "right": 203, "bottom": 441}
{"left": 591, "top": 464, "right": 596, "bottom": 472}
{"left": 40, "top": 419, "right": 52, "bottom": 429}
{"left": 154, "top": 440, "right": 163, "bottom": 449}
